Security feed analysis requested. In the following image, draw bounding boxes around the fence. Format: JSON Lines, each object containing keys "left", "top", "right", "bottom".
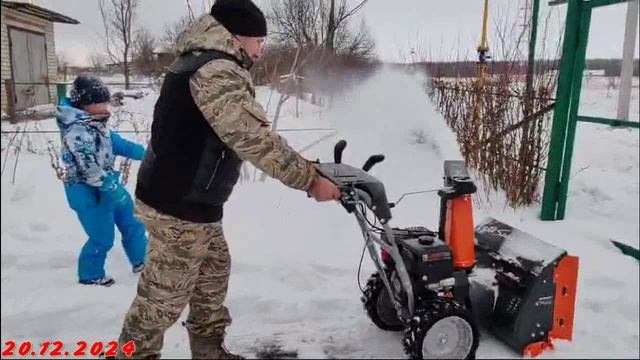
{"left": 3, "top": 79, "right": 160, "bottom": 124}
{"left": 429, "top": 74, "right": 556, "bottom": 208}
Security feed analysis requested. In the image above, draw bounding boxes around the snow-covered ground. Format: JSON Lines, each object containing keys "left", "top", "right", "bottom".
{"left": 1, "top": 68, "right": 638, "bottom": 359}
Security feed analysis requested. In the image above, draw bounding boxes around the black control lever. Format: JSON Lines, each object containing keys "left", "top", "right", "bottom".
{"left": 362, "top": 154, "right": 385, "bottom": 172}
{"left": 334, "top": 140, "right": 347, "bottom": 164}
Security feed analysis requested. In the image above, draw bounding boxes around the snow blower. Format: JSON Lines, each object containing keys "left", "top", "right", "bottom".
{"left": 315, "top": 140, "right": 579, "bottom": 359}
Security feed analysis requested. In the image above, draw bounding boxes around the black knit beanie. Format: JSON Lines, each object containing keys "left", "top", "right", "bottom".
{"left": 210, "top": 0, "right": 267, "bottom": 37}
{"left": 69, "top": 75, "right": 110, "bottom": 108}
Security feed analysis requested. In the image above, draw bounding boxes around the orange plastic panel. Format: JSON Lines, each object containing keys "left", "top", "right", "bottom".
{"left": 550, "top": 255, "right": 579, "bottom": 341}
{"left": 523, "top": 341, "right": 553, "bottom": 357}
{"left": 522, "top": 255, "right": 579, "bottom": 358}
{"left": 445, "top": 195, "right": 475, "bottom": 269}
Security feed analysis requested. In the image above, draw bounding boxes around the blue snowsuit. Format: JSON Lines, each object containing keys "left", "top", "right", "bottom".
{"left": 56, "top": 103, "right": 148, "bottom": 282}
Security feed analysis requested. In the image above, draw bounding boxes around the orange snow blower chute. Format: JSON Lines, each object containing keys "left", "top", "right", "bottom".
{"left": 436, "top": 161, "right": 580, "bottom": 358}
{"left": 437, "top": 161, "right": 477, "bottom": 270}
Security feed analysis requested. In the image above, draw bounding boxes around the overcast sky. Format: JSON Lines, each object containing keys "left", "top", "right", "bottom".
{"left": 40, "top": 0, "right": 640, "bottom": 66}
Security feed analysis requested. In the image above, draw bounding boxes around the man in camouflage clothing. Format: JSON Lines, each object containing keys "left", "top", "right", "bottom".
{"left": 116, "top": 0, "right": 341, "bottom": 358}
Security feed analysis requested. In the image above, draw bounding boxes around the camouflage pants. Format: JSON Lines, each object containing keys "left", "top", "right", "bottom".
{"left": 117, "top": 200, "right": 232, "bottom": 359}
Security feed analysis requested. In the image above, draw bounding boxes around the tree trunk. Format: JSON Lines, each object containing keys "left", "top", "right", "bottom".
{"left": 326, "top": 0, "right": 336, "bottom": 51}
{"left": 124, "top": 46, "right": 130, "bottom": 89}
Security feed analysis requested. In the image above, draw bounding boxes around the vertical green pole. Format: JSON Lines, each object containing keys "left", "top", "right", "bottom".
{"left": 540, "top": 0, "right": 582, "bottom": 220}
{"left": 556, "top": 5, "right": 592, "bottom": 219}
{"left": 56, "top": 84, "right": 67, "bottom": 105}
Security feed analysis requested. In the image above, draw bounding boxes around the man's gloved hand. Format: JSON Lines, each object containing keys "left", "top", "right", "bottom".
{"left": 307, "top": 175, "right": 341, "bottom": 202}
{"left": 99, "top": 173, "right": 129, "bottom": 207}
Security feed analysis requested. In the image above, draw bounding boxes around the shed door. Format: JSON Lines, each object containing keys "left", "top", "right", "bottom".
{"left": 9, "top": 28, "right": 50, "bottom": 110}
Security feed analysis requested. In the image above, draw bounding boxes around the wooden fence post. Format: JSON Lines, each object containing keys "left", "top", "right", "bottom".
{"left": 5, "top": 79, "right": 17, "bottom": 124}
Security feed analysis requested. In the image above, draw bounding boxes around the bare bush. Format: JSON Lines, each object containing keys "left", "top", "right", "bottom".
{"left": 427, "top": 5, "right": 561, "bottom": 208}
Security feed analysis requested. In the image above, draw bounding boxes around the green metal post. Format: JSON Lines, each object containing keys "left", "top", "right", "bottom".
{"left": 556, "top": 4, "right": 593, "bottom": 219}
{"left": 56, "top": 84, "right": 67, "bottom": 105}
{"left": 540, "top": 0, "right": 582, "bottom": 220}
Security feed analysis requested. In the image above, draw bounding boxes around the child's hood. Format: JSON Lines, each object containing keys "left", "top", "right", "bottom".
{"left": 56, "top": 102, "right": 94, "bottom": 128}
{"left": 55, "top": 99, "right": 110, "bottom": 134}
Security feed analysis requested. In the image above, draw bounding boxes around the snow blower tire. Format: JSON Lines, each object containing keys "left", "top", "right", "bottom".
{"left": 403, "top": 298, "right": 479, "bottom": 360}
{"left": 361, "top": 272, "right": 404, "bottom": 331}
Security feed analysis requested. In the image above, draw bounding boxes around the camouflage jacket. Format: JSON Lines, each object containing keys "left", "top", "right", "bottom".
{"left": 179, "top": 14, "right": 318, "bottom": 192}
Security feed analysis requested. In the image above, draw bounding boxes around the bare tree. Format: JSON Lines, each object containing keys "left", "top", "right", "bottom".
{"left": 162, "top": 15, "right": 193, "bottom": 51}
{"left": 89, "top": 52, "right": 107, "bottom": 73}
{"left": 133, "top": 28, "right": 157, "bottom": 76}
{"left": 334, "top": 18, "right": 375, "bottom": 59}
{"left": 266, "top": 0, "right": 372, "bottom": 57}
{"left": 199, "top": 0, "right": 215, "bottom": 13}
{"left": 325, "top": 0, "right": 369, "bottom": 51}
{"left": 99, "top": 0, "right": 140, "bottom": 89}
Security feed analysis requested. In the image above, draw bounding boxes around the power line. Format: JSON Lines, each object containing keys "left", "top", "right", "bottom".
{"left": 12, "top": 82, "right": 156, "bottom": 86}
{"left": 1, "top": 128, "right": 336, "bottom": 135}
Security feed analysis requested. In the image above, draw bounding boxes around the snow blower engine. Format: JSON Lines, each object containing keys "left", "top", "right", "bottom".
{"left": 316, "top": 140, "right": 579, "bottom": 360}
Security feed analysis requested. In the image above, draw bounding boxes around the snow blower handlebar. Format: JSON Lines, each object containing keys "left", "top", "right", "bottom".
{"left": 316, "top": 140, "right": 417, "bottom": 318}
{"left": 315, "top": 140, "right": 392, "bottom": 223}
{"left": 334, "top": 140, "right": 347, "bottom": 164}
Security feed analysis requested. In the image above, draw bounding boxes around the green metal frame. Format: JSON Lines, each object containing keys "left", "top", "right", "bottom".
{"left": 540, "top": 0, "right": 637, "bottom": 221}
{"left": 612, "top": 240, "right": 640, "bottom": 261}
{"left": 578, "top": 116, "right": 640, "bottom": 128}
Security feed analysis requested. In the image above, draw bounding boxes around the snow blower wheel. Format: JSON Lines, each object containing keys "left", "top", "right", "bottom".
{"left": 403, "top": 299, "right": 479, "bottom": 360}
{"left": 362, "top": 272, "right": 404, "bottom": 331}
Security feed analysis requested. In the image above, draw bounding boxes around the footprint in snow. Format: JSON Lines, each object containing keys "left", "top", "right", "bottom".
{"left": 10, "top": 184, "right": 35, "bottom": 203}
{"left": 29, "top": 223, "right": 49, "bottom": 232}
{"left": 322, "top": 343, "right": 357, "bottom": 359}
{"left": 582, "top": 299, "right": 604, "bottom": 313}
{"left": 253, "top": 343, "right": 298, "bottom": 359}
{"left": 587, "top": 276, "right": 626, "bottom": 289}
{"left": 309, "top": 263, "right": 352, "bottom": 277}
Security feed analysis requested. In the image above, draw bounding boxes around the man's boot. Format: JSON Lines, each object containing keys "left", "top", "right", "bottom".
{"left": 188, "top": 331, "right": 244, "bottom": 359}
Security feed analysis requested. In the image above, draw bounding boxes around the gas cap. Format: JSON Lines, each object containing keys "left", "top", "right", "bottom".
{"left": 418, "top": 235, "right": 434, "bottom": 245}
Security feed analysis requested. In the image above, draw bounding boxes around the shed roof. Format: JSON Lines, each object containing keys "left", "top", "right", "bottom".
{"left": 1, "top": 1, "right": 80, "bottom": 24}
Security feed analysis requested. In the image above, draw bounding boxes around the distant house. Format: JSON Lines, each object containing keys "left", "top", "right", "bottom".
{"left": 105, "top": 61, "right": 126, "bottom": 74}
{"left": 1, "top": 0, "right": 79, "bottom": 115}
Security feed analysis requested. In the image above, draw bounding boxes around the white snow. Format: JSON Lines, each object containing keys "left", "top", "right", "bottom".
{"left": 1, "top": 68, "right": 638, "bottom": 359}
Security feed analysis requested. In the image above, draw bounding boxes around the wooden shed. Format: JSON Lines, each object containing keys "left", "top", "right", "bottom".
{"left": 1, "top": 0, "right": 79, "bottom": 116}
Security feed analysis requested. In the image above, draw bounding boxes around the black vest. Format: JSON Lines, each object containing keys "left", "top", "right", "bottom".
{"left": 136, "top": 50, "right": 244, "bottom": 223}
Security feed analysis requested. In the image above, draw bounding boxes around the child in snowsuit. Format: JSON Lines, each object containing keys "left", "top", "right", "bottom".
{"left": 57, "top": 75, "right": 148, "bottom": 286}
